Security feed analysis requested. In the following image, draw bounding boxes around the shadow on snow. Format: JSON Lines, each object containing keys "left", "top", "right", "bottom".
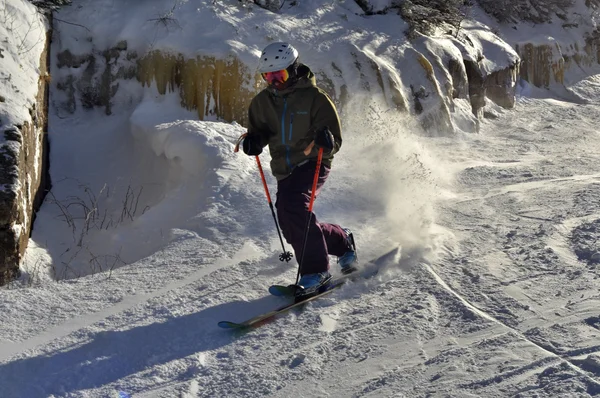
{"left": 0, "top": 294, "right": 285, "bottom": 397}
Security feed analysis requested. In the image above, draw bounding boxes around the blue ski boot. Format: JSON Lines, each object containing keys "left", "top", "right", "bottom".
{"left": 296, "top": 271, "right": 332, "bottom": 297}
{"left": 338, "top": 228, "right": 358, "bottom": 274}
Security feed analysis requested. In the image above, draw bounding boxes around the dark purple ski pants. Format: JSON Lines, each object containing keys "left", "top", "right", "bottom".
{"left": 276, "top": 161, "right": 349, "bottom": 275}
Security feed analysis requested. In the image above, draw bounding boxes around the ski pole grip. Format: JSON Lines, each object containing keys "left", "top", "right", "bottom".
{"left": 234, "top": 132, "right": 248, "bottom": 153}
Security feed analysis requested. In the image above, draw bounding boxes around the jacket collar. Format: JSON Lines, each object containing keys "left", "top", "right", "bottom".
{"left": 268, "top": 64, "right": 316, "bottom": 96}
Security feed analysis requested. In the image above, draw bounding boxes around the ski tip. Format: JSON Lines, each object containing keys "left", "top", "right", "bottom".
{"left": 218, "top": 321, "right": 244, "bottom": 329}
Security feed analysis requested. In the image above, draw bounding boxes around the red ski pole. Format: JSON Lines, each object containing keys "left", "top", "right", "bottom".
{"left": 234, "top": 132, "right": 292, "bottom": 263}
{"left": 256, "top": 155, "right": 293, "bottom": 262}
{"left": 296, "top": 147, "right": 324, "bottom": 285}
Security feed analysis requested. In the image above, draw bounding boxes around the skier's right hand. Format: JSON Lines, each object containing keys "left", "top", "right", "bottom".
{"left": 313, "top": 126, "right": 335, "bottom": 154}
{"left": 242, "top": 134, "right": 263, "bottom": 156}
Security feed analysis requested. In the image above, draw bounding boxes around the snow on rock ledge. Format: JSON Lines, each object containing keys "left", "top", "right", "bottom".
{"left": 0, "top": 0, "right": 50, "bottom": 285}
{"left": 449, "top": 26, "right": 521, "bottom": 113}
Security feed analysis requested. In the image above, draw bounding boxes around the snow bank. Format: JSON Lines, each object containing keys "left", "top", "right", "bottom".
{"left": 130, "top": 97, "right": 240, "bottom": 177}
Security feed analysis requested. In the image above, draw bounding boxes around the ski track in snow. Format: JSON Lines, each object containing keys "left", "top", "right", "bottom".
{"left": 428, "top": 93, "right": 600, "bottom": 396}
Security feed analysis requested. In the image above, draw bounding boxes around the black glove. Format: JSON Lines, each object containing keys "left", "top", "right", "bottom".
{"left": 242, "top": 135, "right": 263, "bottom": 156}
{"left": 313, "top": 126, "right": 335, "bottom": 154}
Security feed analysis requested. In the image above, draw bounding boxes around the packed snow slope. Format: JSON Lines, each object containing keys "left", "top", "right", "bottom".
{"left": 2, "top": 1, "right": 600, "bottom": 398}
{"left": 6, "top": 79, "right": 600, "bottom": 398}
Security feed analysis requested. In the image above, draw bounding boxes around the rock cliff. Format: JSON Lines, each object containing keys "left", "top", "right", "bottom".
{"left": 0, "top": 1, "right": 51, "bottom": 284}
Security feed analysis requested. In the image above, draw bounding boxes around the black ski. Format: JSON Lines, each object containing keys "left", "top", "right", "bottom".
{"left": 218, "top": 266, "right": 370, "bottom": 330}
{"left": 217, "top": 246, "right": 400, "bottom": 330}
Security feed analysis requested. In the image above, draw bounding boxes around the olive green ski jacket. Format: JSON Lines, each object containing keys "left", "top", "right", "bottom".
{"left": 247, "top": 64, "right": 342, "bottom": 181}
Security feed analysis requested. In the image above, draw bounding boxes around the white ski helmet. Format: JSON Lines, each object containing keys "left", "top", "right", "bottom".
{"left": 258, "top": 42, "right": 299, "bottom": 73}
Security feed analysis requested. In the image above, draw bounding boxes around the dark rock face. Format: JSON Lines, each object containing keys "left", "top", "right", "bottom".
{"left": 485, "top": 66, "right": 518, "bottom": 109}
{"left": 462, "top": 57, "right": 518, "bottom": 117}
{"left": 448, "top": 58, "right": 469, "bottom": 100}
{"left": 54, "top": 40, "right": 137, "bottom": 116}
{"left": 463, "top": 59, "right": 486, "bottom": 118}
{"left": 0, "top": 22, "right": 51, "bottom": 286}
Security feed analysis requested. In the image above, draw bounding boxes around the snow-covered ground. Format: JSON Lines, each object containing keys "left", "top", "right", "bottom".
{"left": 2, "top": 0, "right": 600, "bottom": 397}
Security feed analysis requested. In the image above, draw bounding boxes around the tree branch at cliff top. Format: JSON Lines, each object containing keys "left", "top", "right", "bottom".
{"left": 29, "top": 0, "right": 72, "bottom": 11}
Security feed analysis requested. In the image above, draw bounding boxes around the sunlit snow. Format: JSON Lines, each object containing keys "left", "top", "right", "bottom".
{"left": 2, "top": 0, "right": 600, "bottom": 397}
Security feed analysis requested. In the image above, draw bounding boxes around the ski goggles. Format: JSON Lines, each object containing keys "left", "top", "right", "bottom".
{"left": 261, "top": 69, "right": 289, "bottom": 85}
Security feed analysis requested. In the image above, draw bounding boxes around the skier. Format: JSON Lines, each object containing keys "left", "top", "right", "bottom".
{"left": 240, "top": 42, "right": 357, "bottom": 294}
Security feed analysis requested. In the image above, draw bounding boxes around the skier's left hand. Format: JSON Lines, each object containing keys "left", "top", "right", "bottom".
{"left": 242, "top": 134, "right": 263, "bottom": 156}
{"left": 313, "top": 126, "right": 334, "bottom": 154}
